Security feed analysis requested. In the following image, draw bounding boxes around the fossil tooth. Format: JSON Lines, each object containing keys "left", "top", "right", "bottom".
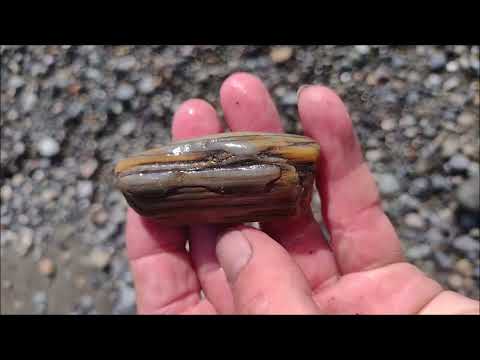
{"left": 114, "top": 132, "right": 320, "bottom": 225}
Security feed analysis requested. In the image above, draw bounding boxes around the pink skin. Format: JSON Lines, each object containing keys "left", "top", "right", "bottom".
{"left": 126, "top": 73, "right": 480, "bottom": 315}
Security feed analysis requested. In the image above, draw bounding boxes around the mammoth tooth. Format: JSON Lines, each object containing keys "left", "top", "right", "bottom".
{"left": 114, "top": 132, "right": 320, "bottom": 225}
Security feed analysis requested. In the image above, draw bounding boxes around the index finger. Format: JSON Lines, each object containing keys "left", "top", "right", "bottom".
{"left": 298, "top": 85, "right": 404, "bottom": 274}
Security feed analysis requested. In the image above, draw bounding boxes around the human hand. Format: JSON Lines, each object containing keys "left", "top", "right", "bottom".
{"left": 125, "top": 72, "right": 480, "bottom": 314}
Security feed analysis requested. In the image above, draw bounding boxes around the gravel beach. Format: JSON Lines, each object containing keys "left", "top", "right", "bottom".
{"left": 1, "top": 45, "right": 479, "bottom": 314}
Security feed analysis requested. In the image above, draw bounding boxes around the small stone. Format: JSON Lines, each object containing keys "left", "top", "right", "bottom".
{"left": 37, "top": 137, "right": 60, "bottom": 157}
{"left": 433, "top": 252, "right": 453, "bottom": 269}
{"left": 80, "top": 159, "right": 98, "bottom": 179}
{"left": 32, "top": 291, "right": 47, "bottom": 314}
{"left": 404, "top": 212, "right": 426, "bottom": 229}
{"left": 425, "top": 74, "right": 442, "bottom": 88}
{"left": 355, "top": 45, "right": 370, "bottom": 55}
{"left": 115, "top": 83, "right": 135, "bottom": 101}
{"left": 442, "top": 137, "right": 460, "bottom": 158}
{"left": 110, "top": 101, "right": 123, "bottom": 115}
{"left": 15, "top": 227, "right": 34, "bottom": 256}
{"left": 431, "top": 175, "right": 451, "bottom": 192}
{"left": 463, "top": 277, "right": 475, "bottom": 291}
{"left": 38, "top": 258, "right": 56, "bottom": 277}
{"left": 281, "top": 91, "right": 298, "bottom": 105}
{"left": 381, "top": 118, "right": 396, "bottom": 131}
{"left": 1, "top": 185, "right": 13, "bottom": 201}
{"left": 375, "top": 173, "right": 400, "bottom": 196}
{"left": 114, "top": 285, "right": 136, "bottom": 314}
{"left": 340, "top": 72, "right": 351, "bottom": 83}
{"left": 270, "top": 47, "right": 293, "bottom": 64}
{"left": 455, "top": 258, "right": 474, "bottom": 277}
{"left": 119, "top": 120, "right": 136, "bottom": 136}
{"left": 2, "top": 279, "right": 12, "bottom": 290}
{"left": 453, "top": 235, "right": 480, "bottom": 253}
{"left": 7, "top": 109, "right": 19, "bottom": 121}
{"left": 365, "top": 149, "right": 384, "bottom": 162}
{"left": 447, "top": 273, "right": 464, "bottom": 290}
{"left": 456, "top": 176, "right": 480, "bottom": 212}
{"left": 79, "top": 295, "right": 94, "bottom": 310}
{"left": 77, "top": 181, "right": 93, "bottom": 198}
{"left": 409, "top": 177, "right": 431, "bottom": 199}
{"left": 447, "top": 154, "right": 470, "bottom": 173}
{"left": 443, "top": 77, "right": 460, "bottom": 91}
{"left": 430, "top": 52, "right": 447, "bottom": 71}
{"left": 85, "top": 248, "right": 112, "bottom": 269}
{"left": 114, "top": 56, "right": 136, "bottom": 71}
{"left": 91, "top": 206, "right": 108, "bottom": 226}
{"left": 73, "top": 276, "right": 87, "bottom": 290}
{"left": 9, "top": 75, "right": 25, "bottom": 89}
{"left": 406, "top": 244, "right": 431, "bottom": 260}
{"left": 137, "top": 75, "right": 158, "bottom": 94}
{"left": 399, "top": 115, "right": 416, "bottom": 127}
{"left": 446, "top": 61, "right": 459, "bottom": 72}
{"left": 21, "top": 91, "right": 37, "bottom": 113}
{"left": 404, "top": 127, "right": 418, "bottom": 139}
{"left": 457, "top": 112, "right": 475, "bottom": 128}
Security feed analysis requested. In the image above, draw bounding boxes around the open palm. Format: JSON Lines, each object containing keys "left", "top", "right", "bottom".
{"left": 125, "top": 73, "right": 479, "bottom": 314}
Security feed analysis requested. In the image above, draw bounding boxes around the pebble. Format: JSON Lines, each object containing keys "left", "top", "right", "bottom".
{"left": 442, "top": 137, "right": 460, "bottom": 158}
{"left": 80, "top": 159, "right": 98, "bottom": 179}
{"left": 1, "top": 185, "right": 13, "bottom": 202}
{"left": 38, "top": 258, "right": 56, "bottom": 277}
{"left": 453, "top": 235, "right": 480, "bottom": 253}
{"left": 433, "top": 252, "right": 453, "bottom": 269}
{"left": 2, "top": 279, "right": 13, "bottom": 290}
{"left": 457, "top": 112, "right": 475, "bottom": 128}
{"left": 32, "top": 291, "right": 48, "bottom": 314}
{"left": 74, "top": 275, "right": 87, "bottom": 289}
{"left": 114, "top": 285, "right": 136, "bottom": 314}
{"left": 91, "top": 206, "right": 108, "bottom": 226}
{"left": 430, "top": 52, "right": 447, "bottom": 71}
{"left": 426, "top": 227, "right": 448, "bottom": 248}
{"left": 455, "top": 258, "right": 474, "bottom": 277}
{"left": 456, "top": 176, "right": 480, "bottom": 212}
{"left": 15, "top": 227, "right": 34, "bottom": 257}
{"left": 406, "top": 244, "right": 431, "bottom": 260}
{"left": 137, "top": 75, "right": 157, "bottom": 94}
{"left": 447, "top": 154, "right": 471, "bottom": 173}
{"left": 409, "top": 177, "right": 431, "bottom": 199}
{"left": 375, "top": 173, "right": 400, "bottom": 196}
{"left": 21, "top": 91, "right": 38, "bottom": 113}
{"left": 115, "top": 83, "right": 135, "bottom": 101}
{"left": 281, "top": 91, "right": 298, "bottom": 105}
{"left": 270, "top": 47, "right": 293, "bottom": 64}
{"left": 404, "top": 212, "right": 426, "bottom": 229}
{"left": 77, "top": 181, "right": 93, "bottom": 198}
{"left": 447, "top": 273, "right": 464, "bottom": 290}
{"left": 113, "top": 56, "right": 136, "bottom": 71}
{"left": 37, "top": 137, "right": 60, "bottom": 157}
{"left": 365, "top": 149, "right": 384, "bottom": 162}
{"left": 446, "top": 61, "right": 459, "bottom": 72}
{"left": 119, "top": 120, "right": 136, "bottom": 136}
{"left": 85, "top": 248, "right": 112, "bottom": 269}
{"left": 380, "top": 118, "right": 396, "bottom": 131}
{"left": 443, "top": 77, "right": 460, "bottom": 91}
{"left": 355, "top": 45, "right": 370, "bottom": 55}
{"left": 399, "top": 115, "right": 416, "bottom": 127}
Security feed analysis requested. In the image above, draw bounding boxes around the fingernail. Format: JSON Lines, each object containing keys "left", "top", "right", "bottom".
{"left": 216, "top": 230, "right": 252, "bottom": 283}
{"left": 297, "top": 84, "right": 312, "bottom": 98}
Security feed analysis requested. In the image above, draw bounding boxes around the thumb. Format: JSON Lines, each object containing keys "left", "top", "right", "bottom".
{"left": 216, "top": 226, "right": 320, "bottom": 314}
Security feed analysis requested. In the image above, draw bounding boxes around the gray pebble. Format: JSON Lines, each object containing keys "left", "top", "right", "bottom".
{"left": 406, "top": 244, "right": 432, "bottom": 260}
{"left": 281, "top": 91, "right": 298, "bottom": 105}
{"left": 114, "top": 56, "right": 136, "bottom": 71}
{"left": 456, "top": 176, "right": 480, "bottom": 212}
{"left": 37, "top": 137, "right": 60, "bottom": 158}
{"left": 80, "top": 159, "right": 98, "bottom": 179}
{"left": 114, "top": 285, "right": 136, "bottom": 314}
{"left": 32, "top": 291, "right": 47, "bottom": 314}
{"left": 15, "top": 227, "right": 34, "bottom": 257}
{"left": 409, "top": 177, "right": 431, "bottom": 199}
{"left": 375, "top": 173, "right": 400, "bottom": 196}
{"left": 119, "top": 120, "right": 136, "bottom": 136}
{"left": 77, "top": 181, "right": 93, "bottom": 198}
{"left": 453, "top": 235, "right": 480, "bottom": 253}
{"left": 447, "top": 154, "right": 471, "bottom": 173}
{"left": 404, "top": 212, "right": 426, "bottom": 229}
{"left": 430, "top": 52, "right": 447, "bottom": 71}
{"left": 137, "top": 76, "right": 157, "bottom": 94}
{"left": 21, "top": 91, "right": 37, "bottom": 113}
{"left": 115, "top": 83, "right": 135, "bottom": 101}
{"left": 433, "top": 252, "right": 453, "bottom": 269}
